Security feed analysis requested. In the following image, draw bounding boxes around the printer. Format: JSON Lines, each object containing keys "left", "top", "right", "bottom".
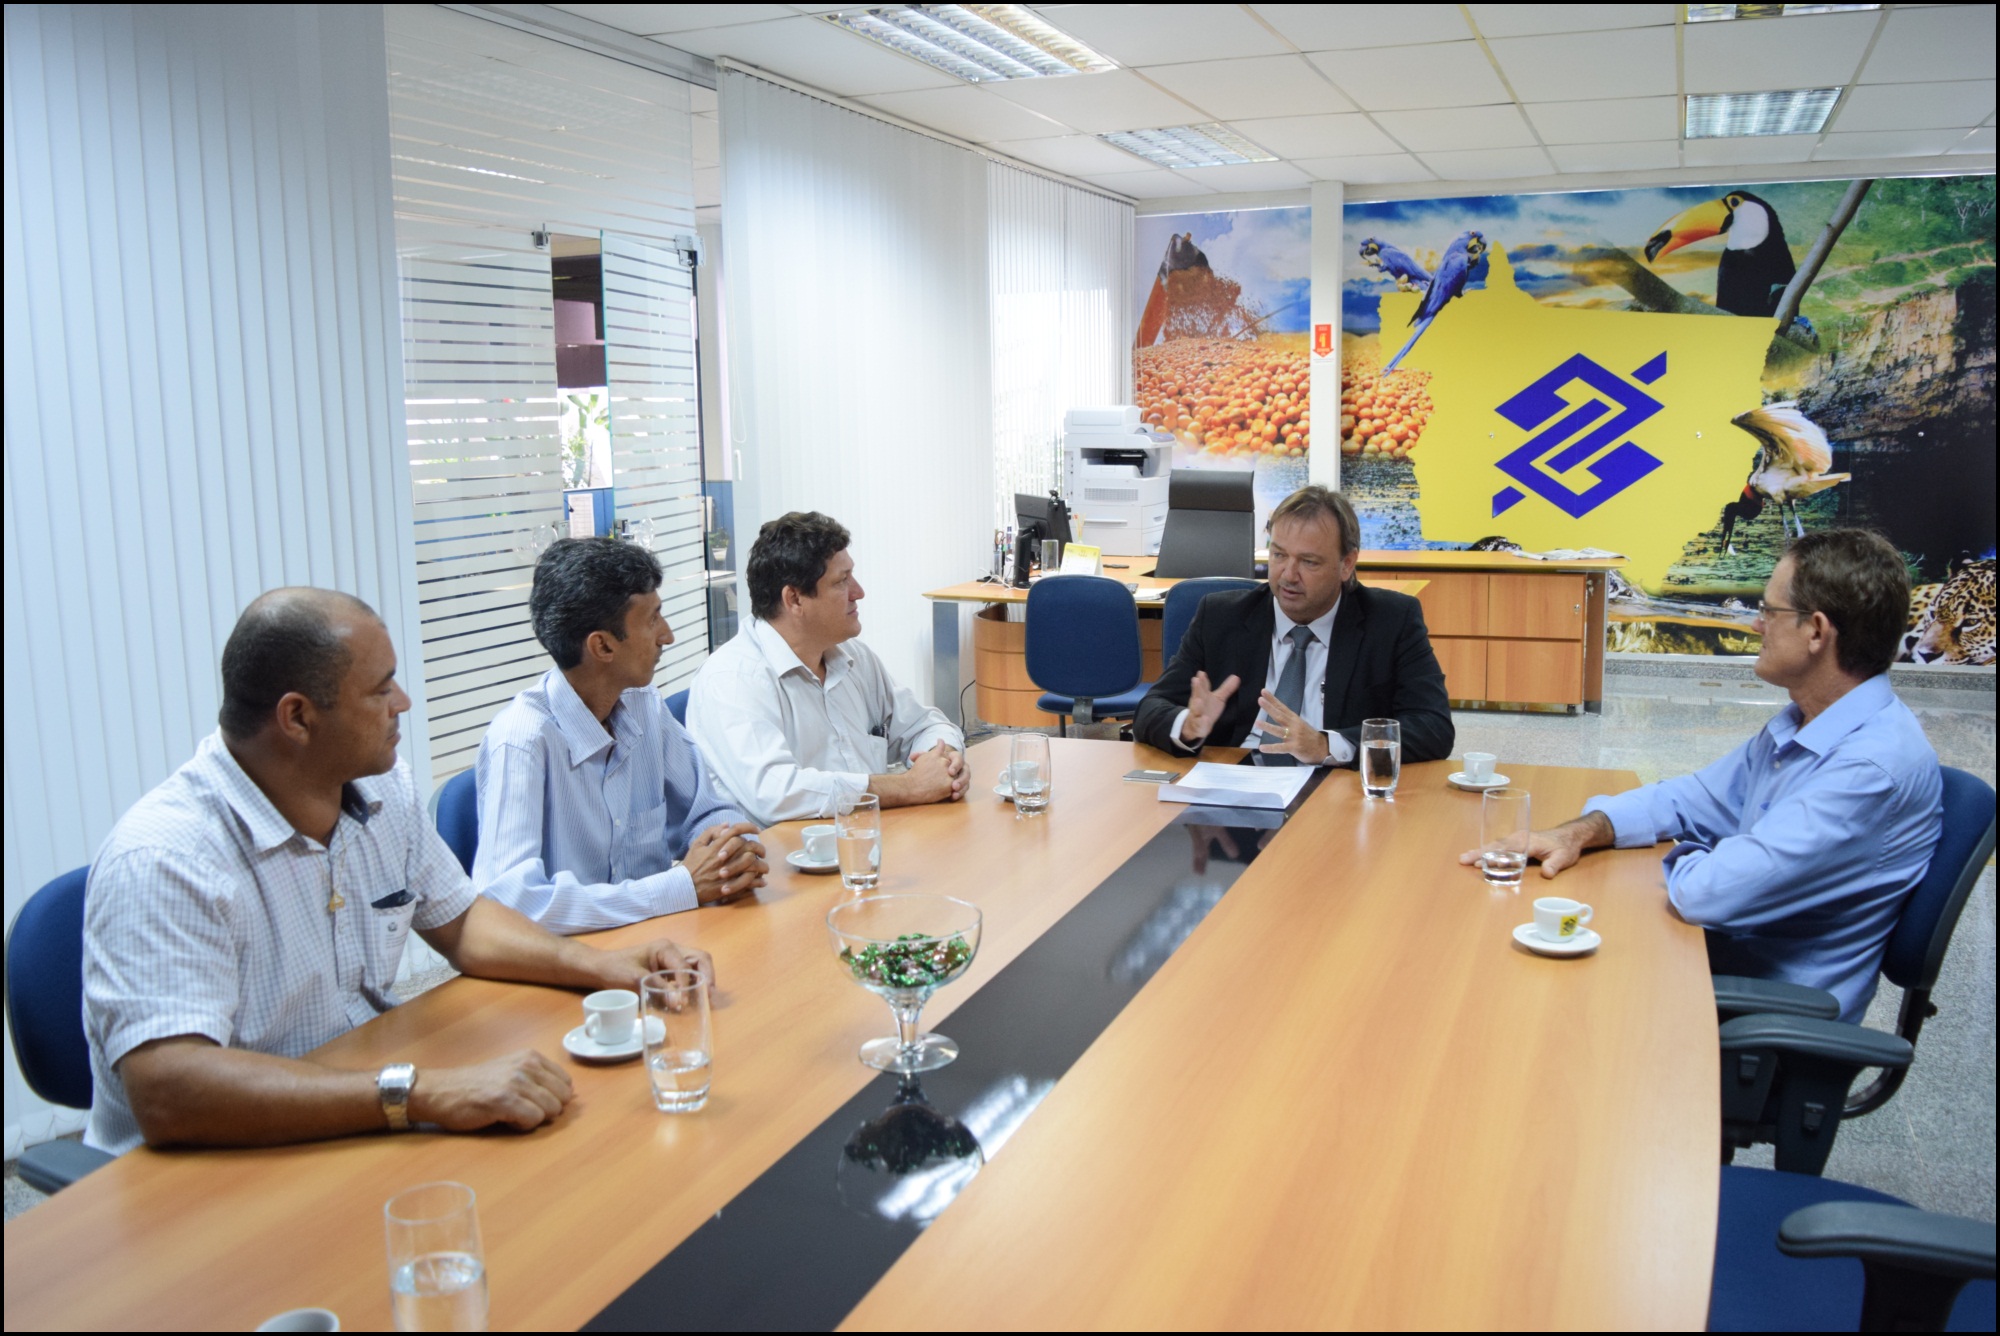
{"left": 1062, "top": 406, "right": 1174, "bottom": 556}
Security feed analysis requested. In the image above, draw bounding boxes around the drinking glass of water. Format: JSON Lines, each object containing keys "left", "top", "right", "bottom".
{"left": 836, "top": 793, "right": 882, "bottom": 891}
{"left": 1009, "top": 732, "right": 1051, "bottom": 816}
{"left": 1480, "top": 787, "right": 1533, "bottom": 889}
{"left": 641, "top": 966, "right": 712, "bottom": 1113}
{"left": 1360, "top": 718, "right": 1401, "bottom": 799}
{"left": 385, "top": 1181, "right": 488, "bottom": 1332}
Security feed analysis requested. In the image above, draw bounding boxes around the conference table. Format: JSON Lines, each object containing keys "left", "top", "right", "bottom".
{"left": 3, "top": 738, "right": 1718, "bottom": 1331}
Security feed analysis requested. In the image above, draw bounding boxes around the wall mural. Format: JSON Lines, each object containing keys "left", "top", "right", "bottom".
{"left": 1340, "top": 176, "right": 1995, "bottom": 663}
{"left": 1133, "top": 206, "right": 1312, "bottom": 533}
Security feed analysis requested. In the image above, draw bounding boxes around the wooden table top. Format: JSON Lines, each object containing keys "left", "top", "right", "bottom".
{"left": 4, "top": 746, "right": 1716, "bottom": 1332}
{"left": 845, "top": 761, "right": 1717, "bottom": 1331}
{"left": 925, "top": 575, "right": 1428, "bottom": 604}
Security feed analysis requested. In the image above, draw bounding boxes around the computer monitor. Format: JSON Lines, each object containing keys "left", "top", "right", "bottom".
{"left": 1014, "top": 492, "right": 1072, "bottom": 548}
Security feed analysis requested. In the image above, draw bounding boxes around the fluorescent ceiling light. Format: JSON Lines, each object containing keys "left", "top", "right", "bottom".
{"left": 1685, "top": 88, "right": 1840, "bottom": 137}
{"left": 1686, "top": 4, "right": 1879, "bottom": 21}
{"left": 1101, "top": 124, "right": 1277, "bottom": 169}
{"left": 822, "top": 5, "right": 1116, "bottom": 82}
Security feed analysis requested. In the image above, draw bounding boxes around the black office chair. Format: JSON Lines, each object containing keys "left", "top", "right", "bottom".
{"left": 1153, "top": 470, "right": 1256, "bottom": 579}
{"left": 4, "top": 867, "right": 117, "bottom": 1192}
{"left": 1718, "top": 766, "right": 1996, "bottom": 1175}
{"left": 1709, "top": 1164, "right": 1995, "bottom": 1331}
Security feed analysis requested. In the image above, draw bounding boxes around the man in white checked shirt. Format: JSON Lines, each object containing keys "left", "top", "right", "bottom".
{"left": 688, "top": 512, "right": 969, "bottom": 826}
{"left": 474, "top": 538, "right": 768, "bottom": 930}
{"left": 82, "top": 589, "right": 706, "bottom": 1155}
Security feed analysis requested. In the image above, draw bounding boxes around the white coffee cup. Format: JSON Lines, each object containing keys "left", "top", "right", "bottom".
{"left": 1462, "top": 751, "right": 1497, "bottom": 782}
{"left": 801, "top": 823, "right": 837, "bottom": 864}
{"left": 1532, "top": 896, "right": 1593, "bottom": 943}
{"left": 583, "top": 988, "right": 638, "bottom": 1046}
{"left": 1009, "top": 759, "right": 1045, "bottom": 794}
{"left": 256, "top": 1310, "right": 340, "bottom": 1332}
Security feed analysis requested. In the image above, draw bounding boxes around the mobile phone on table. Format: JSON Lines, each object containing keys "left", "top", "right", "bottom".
{"left": 1123, "top": 769, "right": 1180, "bottom": 784}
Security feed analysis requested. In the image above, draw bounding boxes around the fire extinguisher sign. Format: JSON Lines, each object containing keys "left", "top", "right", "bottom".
{"left": 1313, "top": 323, "right": 1333, "bottom": 358}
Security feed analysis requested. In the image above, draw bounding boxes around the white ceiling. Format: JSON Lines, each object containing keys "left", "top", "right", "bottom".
{"left": 550, "top": 3, "right": 1997, "bottom": 206}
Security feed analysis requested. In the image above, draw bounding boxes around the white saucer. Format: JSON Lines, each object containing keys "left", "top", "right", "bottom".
{"left": 787, "top": 848, "right": 840, "bottom": 874}
{"left": 1512, "top": 922, "right": 1601, "bottom": 957}
{"left": 1448, "top": 771, "right": 1512, "bottom": 791}
{"left": 561, "top": 1016, "right": 664, "bottom": 1062}
{"left": 994, "top": 781, "right": 1015, "bottom": 802}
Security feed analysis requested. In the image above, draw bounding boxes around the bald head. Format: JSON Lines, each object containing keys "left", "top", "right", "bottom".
{"left": 218, "top": 588, "right": 381, "bottom": 740}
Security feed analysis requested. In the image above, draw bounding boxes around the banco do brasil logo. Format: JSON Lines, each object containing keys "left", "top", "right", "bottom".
{"left": 1491, "top": 352, "right": 1667, "bottom": 519}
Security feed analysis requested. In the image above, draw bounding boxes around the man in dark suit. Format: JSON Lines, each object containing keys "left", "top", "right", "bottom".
{"left": 1135, "top": 485, "right": 1453, "bottom": 767}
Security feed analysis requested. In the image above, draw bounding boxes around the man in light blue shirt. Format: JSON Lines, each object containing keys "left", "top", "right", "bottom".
{"left": 1464, "top": 529, "right": 1941, "bottom": 1022}
{"left": 475, "top": 539, "right": 768, "bottom": 932}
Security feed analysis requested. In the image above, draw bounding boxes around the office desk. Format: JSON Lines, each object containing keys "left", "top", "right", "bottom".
{"left": 3, "top": 742, "right": 1714, "bottom": 1331}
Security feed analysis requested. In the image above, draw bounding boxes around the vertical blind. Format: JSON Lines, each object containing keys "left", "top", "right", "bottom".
{"left": 988, "top": 166, "right": 1134, "bottom": 529}
{"left": 718, "top": 70, "right": 992, "bottom": 702}
{"left": 2, "top": 3, "right": 415, "bottom": 1153}
{"left": 385, "top": 5, "right": 703, "bottom": 778}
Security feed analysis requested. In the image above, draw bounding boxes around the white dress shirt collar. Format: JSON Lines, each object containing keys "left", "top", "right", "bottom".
{"left": 1273, "top": 594, "right": 1340, "bottom": 649}
{"left": 541, "top": 668, "right": 639, "bottom": 768}
{"left": 746, "top": 616, "right": 855, "bottom": 689}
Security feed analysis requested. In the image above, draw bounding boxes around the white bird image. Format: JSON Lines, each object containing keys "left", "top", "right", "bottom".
{"left": 1718, "top": 402, "right": 1851, "bottom": 554}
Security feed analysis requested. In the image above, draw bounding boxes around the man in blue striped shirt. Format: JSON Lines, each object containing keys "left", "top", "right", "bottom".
{"left": 475, "top": 539, "right": 767, "bottom": 932}
{"left": 1463, "top": 529, "right": 1942, "bottom": 1022}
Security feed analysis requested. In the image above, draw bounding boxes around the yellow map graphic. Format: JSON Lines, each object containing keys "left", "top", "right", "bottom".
{"left": 1379, "top": 247, "right": 1773, "bottom": 586}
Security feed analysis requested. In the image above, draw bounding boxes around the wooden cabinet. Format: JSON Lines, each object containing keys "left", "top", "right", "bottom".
{"left": 1490, "top": 573, "right": 1585, "bottom": 639}
{"left": 1414, "top": 571, "right": 1489, "bottom": 636}
{"left": 1367, "top": 563, "right": 1597, "bottom": 711}
{"left": 1489, "top": 639, "right": 1583, "bottom": 705}
{"left": 1430, "top": 636, "right": 1488, "bottom": 702}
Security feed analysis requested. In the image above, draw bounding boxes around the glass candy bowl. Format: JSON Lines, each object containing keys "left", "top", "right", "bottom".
{"left": 828, "top": 895, "right": 983, "bottom": 1073}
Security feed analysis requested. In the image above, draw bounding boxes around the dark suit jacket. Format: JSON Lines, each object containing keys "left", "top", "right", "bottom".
{"left": 1134, "top": 581, "right": 1454, "bottom": 766}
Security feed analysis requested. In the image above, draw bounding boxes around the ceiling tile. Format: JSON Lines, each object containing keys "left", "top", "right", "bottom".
{"left": 995, "top": 133, "right": 1155, "bottom": 176}
{"left": 1950, "top": 126, "right": 1996, "bottom": 155}
{"left": 694, "top": 164, "right": 721, "bottom": 209}
{"left": 1683, "top": 11, "right": 1878, "bottom": 95}
{"left": 1224, "top": 112, "right": 1400, "bottom": 158}
{"left": 1169, "top": 160, "right": 1314, "bottom": 192}
{"left": 986, "top": 69, "right": 1202, "bottom": 133}
{"left": 860, "top": 86, "right": 1069, "bottom": 141}
{"left": 1372, "top": 105, "right": 1538, "bottom": 153}
{"left": 1834, "top": 80, "right": 1996, "bottom": 133}
{"left": 1294, "top": 153, "right": 1436, "bottom": 184}
{"left": 664, "top": 18, "right": 959, "bottom": 96}
{"left": 1078, "top": 168, "right": 1215, "bottom": 199}
{"left": 1308, "top": 42, "right": 1509, "bottom": 110}
{"left": 1415, "top": 145, "right": 1555, "bottom": 181}
{"left": 692, "top": 114, "right": 719, "bottom": 165}
{"left": 1486, "top": 27, "right": 1677, "bottom": 102}
{"left": 1681, "top": 133, "right": 1821, "bottom": 167}
{"left": 1813, "top": 128, "right": 1970, "bottom": 160}
{"left": 1524, "top": 96, "right": 1680, "bottom": 144}
{"left": 1859, "top": 5, "right": 1997, "bottom": 84}
{"left": 1547, "top": 140, "right": 1680, "bottom": 172}
{"left": 1030, "top": 4, "right": 1290, "bottom": 66}
{"left": 1252, "top": 4, "right": 1471, "bottom": 51}
{"left": 1139, "top": 55, "right": 1353, "bottom": 121}
{"left": 1465, "top": 5, "right": 1675, "bottom": 38}
{"left": 551, "top": 4, "right": 795, "bottom": 33}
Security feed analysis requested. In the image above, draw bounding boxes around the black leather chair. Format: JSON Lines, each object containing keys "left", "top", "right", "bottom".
{"left": 1152, "top": 470, "right": 1255, "bottom": 579}
{"left": 1717, "top": 766, "right": 1996, "bottom": 1175}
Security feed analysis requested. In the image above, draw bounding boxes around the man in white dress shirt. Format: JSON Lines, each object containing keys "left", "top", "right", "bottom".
{"left": 82, "top": 589, "right": 706, "bottom": 1154}
{"left": 688, "top": 511, "right": 969, "bottom": 825}
{"left": 474, "top": 538, "right": 766, "bottom": 931}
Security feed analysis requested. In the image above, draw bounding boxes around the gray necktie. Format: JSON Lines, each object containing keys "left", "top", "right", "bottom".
{"left": 1261, "top": 624, "right": 1316, "bottom": 766}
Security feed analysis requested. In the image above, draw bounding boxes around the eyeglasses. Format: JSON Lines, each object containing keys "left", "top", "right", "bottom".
{"left": 1756, "top": 600, "right": 1807, "bottom": 620}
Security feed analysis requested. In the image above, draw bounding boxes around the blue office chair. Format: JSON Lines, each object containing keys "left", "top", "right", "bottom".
{"left": 1710, "top": 1165, "right": 1994, "bottom": 1331}
{"left": 432, "top": 768, "right": 480, "bottom": 874}
{"left": 1718, "top": 766, "right": 1997, "bottom": 1175}
{"left": 665, "top": 688, "right": 690, "bottom": 726}
{"left": 1161, "top": 576, "right": 1260, "bottom": 669}
{"left": 4, "top": 866, "right": 116, "bottom": 1192}
{"left": 1025, "top": 575, "right": 1145, "bottom": 734}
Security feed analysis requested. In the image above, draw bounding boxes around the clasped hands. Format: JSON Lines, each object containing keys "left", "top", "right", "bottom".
{"left": 905, "top": 740, "right": 970, "bottom": 803}
{"left": 1178, "top": 670, "right": 1330, "bottom": 766}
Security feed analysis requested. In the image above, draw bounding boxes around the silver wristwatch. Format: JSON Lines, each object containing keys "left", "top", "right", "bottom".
{"left": 378, "top": 1063, "right": 416, "bottom": 1131}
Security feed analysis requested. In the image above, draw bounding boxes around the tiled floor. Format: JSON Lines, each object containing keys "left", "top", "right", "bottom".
{"left": 9, "top": 672, "right": 1994, "bottom": 1227}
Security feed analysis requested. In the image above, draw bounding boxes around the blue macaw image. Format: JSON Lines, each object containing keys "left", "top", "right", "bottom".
{"left": 1357, "top": 237, "right": 1430, "bottom": 291}
{"left": 1384, "top": 230, "right": 1488, "bottom": 373}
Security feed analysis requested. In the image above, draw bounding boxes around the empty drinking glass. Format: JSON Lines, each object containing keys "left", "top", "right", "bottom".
{"left": 836, "top": 793, "right": 882, "bottom": 892}
{"left": 1009, "top": 732, "right": 1051, "bottom": 815}
{"left": 1480, "top": 787, "right": 1533, "bottom": 889}
{"left": 1360, "top": 718, "right": 1401, "bottom": 799}
{"left": 385, "top": 1182, "right": 488, "bottom": 1333}
{"left": 641, "top": 967, "right": 712, "bottom": 1113}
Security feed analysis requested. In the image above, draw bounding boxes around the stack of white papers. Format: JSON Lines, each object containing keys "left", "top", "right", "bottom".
{"left": 1157, "top": 762, "right": 1312, "bottom": 810}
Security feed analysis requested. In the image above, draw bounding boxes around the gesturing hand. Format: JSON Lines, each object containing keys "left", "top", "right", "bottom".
{"left": 1253, "top": 689, "right": 1329, "bottom": 766}
{"left": 1180, "top": 671, "right": 1241, "bottom": 747}
{"left": 686, "top": 822, "right": 768, "bottom": 906}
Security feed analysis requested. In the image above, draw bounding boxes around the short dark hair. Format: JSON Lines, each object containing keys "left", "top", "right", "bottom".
{"left": 530, "top": 537, "right": 663, "bottom": 669}
{"left": 218, "top": 589, "right": 379, "bottom": 739}
{"left": 747, "top": 512, "right": 850, "bottom": 621}
{"left": 1268, "top": 485, "right": 1361, "bottom": 560}
{"left": 1784, "top": 528, "right": 1910, "bottom": 679}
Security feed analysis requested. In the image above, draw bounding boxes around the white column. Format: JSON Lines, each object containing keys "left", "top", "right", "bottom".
{"left": 1309, "top": 180, "right": 1346, "bottom": 491}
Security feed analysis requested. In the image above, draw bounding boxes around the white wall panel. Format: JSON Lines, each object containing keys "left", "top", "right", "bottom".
{"left": 3, "top": 3, "right": 416, "bottom": 1154}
